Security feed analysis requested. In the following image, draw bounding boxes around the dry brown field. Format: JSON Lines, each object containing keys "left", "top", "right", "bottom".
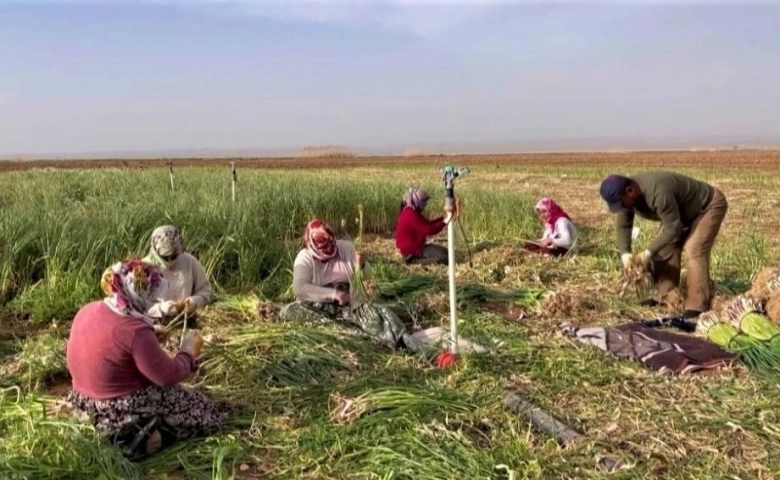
{"left": 2, "top": 149, "right": 778, "bottom": 171}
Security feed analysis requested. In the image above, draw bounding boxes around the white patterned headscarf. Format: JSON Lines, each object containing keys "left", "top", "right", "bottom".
{"left": 149, "top": 225, "right": 184, "bottom": 269}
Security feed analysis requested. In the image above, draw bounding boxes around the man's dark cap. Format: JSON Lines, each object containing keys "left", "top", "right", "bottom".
{"left": 599, "top": 175, "right": 631, "bottom": 213}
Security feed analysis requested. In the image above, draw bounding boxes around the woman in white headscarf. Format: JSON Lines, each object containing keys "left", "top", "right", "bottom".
{"left": 143, "top": 225, "right": 212, "bottom": 324}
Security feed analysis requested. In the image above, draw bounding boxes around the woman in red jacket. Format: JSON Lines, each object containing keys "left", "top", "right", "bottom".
{"left": 395, "top": 187, "right": 451, "bottom": 265}
{"left": 66, "top": 259, "right": 225, "bottom": 458}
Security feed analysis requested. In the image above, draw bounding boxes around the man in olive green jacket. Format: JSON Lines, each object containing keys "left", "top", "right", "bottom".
{"left": 599, "top": 171, "right": 728, "bottom": 318}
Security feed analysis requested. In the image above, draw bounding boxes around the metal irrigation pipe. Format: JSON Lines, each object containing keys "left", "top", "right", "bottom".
{"left": 504, "top": 392, "right": 629, "bottom": 473}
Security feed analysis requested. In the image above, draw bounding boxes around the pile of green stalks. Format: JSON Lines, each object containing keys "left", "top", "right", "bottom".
{"left": 376, "top": 275, "right": 439, "bottom": 299}
{"left": 696, "top": 296, "right": 780, "bottom": 373}
{"left": 207, "top": 294, "right": 265, "bottom": 323}
{"left": 329, "top": 386, "right": 478, "bottom": 426}
{"left": 456, "top": 284, "right": 549, "bottom": 309}
{"left": 195, "top": 324, "right": 384, "bottom": 407}
{"left": 0, "top": 387, "right": 141, "bottom": 479}
{"left": 0, "top": 329, "right": 67, "bottom": 391}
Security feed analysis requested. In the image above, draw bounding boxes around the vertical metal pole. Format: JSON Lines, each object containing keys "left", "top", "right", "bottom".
{"left": 231, "top": 161, "right": 237, "bottom": 202}
{"left": 167, "top": 161, "right": 174, "bottom": 192}
{"left": 444, "top": 168, "right": 458, "bottom": 355}
{"left": 447, "top": 209, "right": 458, "bottom": 355}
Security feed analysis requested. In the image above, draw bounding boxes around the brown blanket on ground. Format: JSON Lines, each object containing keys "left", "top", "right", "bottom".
{"left": 565, "top": 322, "right": 737, "bottom": 374}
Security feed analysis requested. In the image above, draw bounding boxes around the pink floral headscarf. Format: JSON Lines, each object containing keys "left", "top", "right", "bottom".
{"left": 304, "top": 219, "right": 338, "bottom": 262}
{"left": 100, "top": 259, "right": 168, "bottom": 323}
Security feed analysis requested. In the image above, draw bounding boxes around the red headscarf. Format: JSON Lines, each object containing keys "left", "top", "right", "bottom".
{"left": 535, "top": 198, "right": 571, "bottom": 231}
{"left": 304, "top": 219, "right": 338, "bottom": 262}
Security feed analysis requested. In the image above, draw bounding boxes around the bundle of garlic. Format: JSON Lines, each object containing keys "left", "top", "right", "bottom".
{"left": 746, "top": 267, "right": 780, "bottom": 305}
{"left": 765, "top": 271, "right": 780, "bottom": 325}
{"left": 618, "top": 254, "right": 652, "bottom": 299}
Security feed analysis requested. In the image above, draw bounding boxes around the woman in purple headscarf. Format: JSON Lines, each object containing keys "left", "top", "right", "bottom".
{"left": 395, "top": 186, "right": 451, "bottom": 265}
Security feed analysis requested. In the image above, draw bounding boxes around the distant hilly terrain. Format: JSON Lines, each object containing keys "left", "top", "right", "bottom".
{"left": 1, "top": 134, "right": 778, "bottom": 161}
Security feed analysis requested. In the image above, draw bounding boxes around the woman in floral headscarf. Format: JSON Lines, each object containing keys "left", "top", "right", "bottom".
{"left": 66, "top": 259, "right": 226, "bottom": 458}
{"left": 143, "top": 225, "right": 212, "bottom": 325}
{"left": 523, "top": 198, "right": 577, "bottom": 257}
{"left": 395, "top": 187, "right": 454, "bottom": 265}
{"left": 279, "top": 220, "right": 424, "bottom": 352}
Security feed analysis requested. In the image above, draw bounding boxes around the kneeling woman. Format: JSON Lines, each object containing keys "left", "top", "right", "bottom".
{"left": 144, "top": 225, "right": 213, "bottom": 326}
{"left": 280, "top": 220, "right": 417, "bottom": 351}
{"left": 395, "top": 187, "right": 449, "bottom": 265}
{"left": 523, "top": 198, "right": 577, "bottom": 257}
{"left": 66, "top": 260, "right": 226, "bottom": 458}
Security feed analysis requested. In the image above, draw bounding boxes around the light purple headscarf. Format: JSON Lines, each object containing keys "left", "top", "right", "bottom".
{"left": 402, "top": 187, "right": 430, "bottom": 211}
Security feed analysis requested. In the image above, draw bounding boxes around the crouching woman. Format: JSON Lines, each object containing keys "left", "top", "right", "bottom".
{"left": 395, "top": 187, "right": 450, "bottom": 265}
{"left": 66, "top": 259, "right": 226, "bottom": 458}
{"left": 279, "top": 219, "right": 420, "bottom": 351}
{"left": 143, "top": 225, "right": 213, "bottom": 328}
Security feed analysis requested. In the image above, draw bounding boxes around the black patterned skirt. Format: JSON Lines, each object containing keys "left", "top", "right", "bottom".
{"left": 279, "top": 300, "right": 416, "bottom": 351}
{"left": 68, "top": 385, "right": 226, "bottom": 457}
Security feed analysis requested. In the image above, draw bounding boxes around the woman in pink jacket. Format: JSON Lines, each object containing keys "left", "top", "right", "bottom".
{"left": 66, "top": 259, "right": 225, "bottom": 458}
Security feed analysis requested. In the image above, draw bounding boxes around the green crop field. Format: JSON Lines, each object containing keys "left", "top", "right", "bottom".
{"left": 1, "top": 158, "right": 780, "bottom": 479}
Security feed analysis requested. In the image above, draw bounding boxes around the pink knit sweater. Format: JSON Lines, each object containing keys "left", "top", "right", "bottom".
{"left": 66, "top": 301, "right": 197, "bottom": 400}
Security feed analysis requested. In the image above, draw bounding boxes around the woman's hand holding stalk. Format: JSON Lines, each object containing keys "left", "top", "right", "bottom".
{"left": 355, "top": 252, "right": 365, "bottom": 269}
{"left": 443, "top": 196, "right": 461, "bottom": 223}
{"left": 334, "top": 290, "right": 350, "bottom": 306}
{"left": 160, "top": 300, "right": 184, "bottom": 317}
{"left": 153, "top": 324, "right": 170, "bottom": 344}
{"left": 183, "top": 297, "right": 197, "bottom": 314}
{"left": 365, "top": 280, "right": 378, "bottom": 298}
{"left": 181, "top": 330, "right": 204, "bottom": 359}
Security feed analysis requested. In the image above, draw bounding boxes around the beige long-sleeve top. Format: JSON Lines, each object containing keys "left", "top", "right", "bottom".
{"left": 145, "top": 252, "right": 213, "bottom": 318}
{"left": 292, "top": 240, "right": 372, "bottom": 304}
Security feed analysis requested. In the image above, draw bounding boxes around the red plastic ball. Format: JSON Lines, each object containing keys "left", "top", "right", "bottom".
{"left": 436, "top": 352, "right": 459, "bottom": 369}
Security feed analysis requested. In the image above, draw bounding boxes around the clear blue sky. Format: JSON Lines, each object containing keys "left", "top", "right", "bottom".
{"left": 1, "top": 1, "right": 779, "bottom": 156}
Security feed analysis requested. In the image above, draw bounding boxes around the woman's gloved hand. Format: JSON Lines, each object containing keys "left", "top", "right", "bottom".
{"left": 160, "top": 300, "right": 183, "bottom": 317}
{"left": 181, "top": 330, "right": 204, "bottom": 359}
{"left": 153, "top": 324, "right": 170, "bottom": 343}
{"left": 183, "top": 297, "right": 198, "bottom": 314}
{"left": 334, "top": 290, "right": 350, "bottom": 306}
{"left": 638, "top": 250, "right": 652, "bottom": 268}
{"left": 620, "top": 253, "right": 633, "bottom": 270}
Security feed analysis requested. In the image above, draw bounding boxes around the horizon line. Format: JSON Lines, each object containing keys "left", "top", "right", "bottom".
{"left": 3, "top": 145, "right": 779, "bottom": 162}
